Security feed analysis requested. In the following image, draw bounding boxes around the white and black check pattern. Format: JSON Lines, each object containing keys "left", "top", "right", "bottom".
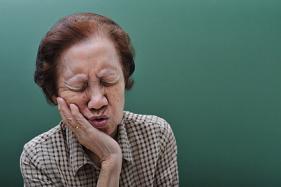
{"left": 20, "top": 111, "right": 179, "bottom": 186}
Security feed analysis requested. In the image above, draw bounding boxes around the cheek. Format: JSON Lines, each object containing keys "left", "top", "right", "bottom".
{"left": 107, "top": 85, "right": 125, "bottom": 107}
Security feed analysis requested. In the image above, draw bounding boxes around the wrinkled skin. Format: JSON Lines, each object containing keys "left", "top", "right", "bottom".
{"left": 55, "top": 36, "right": 125, "bottom": 186}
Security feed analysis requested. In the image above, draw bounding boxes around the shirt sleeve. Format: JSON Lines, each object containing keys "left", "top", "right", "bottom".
{"left": 154, "top": 123, "right": 179, "bottom": 187}
{"left": 20, "top": 146, "right": 56, "bottom": 187}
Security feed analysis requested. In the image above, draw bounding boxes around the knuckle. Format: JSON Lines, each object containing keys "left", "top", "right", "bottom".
{"left": 67, "top": 118, "right": 75, "bottom": 124}
{"left": 76, "top": 118, "right": 84, "bottom": 124}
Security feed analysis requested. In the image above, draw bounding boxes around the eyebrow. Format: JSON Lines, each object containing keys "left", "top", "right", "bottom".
{"left": 64, "top": 74, "right": 88, "bottom": 82}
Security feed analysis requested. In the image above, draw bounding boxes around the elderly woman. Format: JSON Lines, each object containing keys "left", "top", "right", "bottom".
{"left": 20, "top": 13, "right": 178, "bottom": 186}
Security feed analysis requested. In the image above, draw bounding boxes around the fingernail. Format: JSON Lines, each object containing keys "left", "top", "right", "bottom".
{"left": 57, "top": 97, "right": 62, "bottom": 103}
{"left": 69, "top": 104, "right": 75, "bottom": 110}
{"left": 56, "top": 97, "right": 62, "bottom": 109}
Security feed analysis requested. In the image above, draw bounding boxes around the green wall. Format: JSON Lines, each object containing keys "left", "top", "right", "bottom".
{"left": 0, "top": 0, "right": 280, "bottom": 186}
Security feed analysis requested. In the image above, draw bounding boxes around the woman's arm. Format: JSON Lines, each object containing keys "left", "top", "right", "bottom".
{"left": 97, "top": 155, "right": 122, "bottom": 186}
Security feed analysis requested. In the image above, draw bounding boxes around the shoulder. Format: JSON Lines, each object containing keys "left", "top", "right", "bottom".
{"left": 123, "top": 111, "right": 175, "bottom": 144}
{"left": 22, "top": 124, "right": 62, "bottom": 151}
{"left": 20, "top": 124, "right": 64, "bottom": 165}
{"left": 123, "top": 111, "right": 171, "bottom": 129}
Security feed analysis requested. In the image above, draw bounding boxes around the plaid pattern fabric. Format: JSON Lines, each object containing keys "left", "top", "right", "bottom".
{"left": 20, "top": 111, "right": 179, "bottom": 186}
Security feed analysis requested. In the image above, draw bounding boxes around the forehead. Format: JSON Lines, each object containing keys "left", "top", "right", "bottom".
{"left": 57, "top": 36, "right": 122, "bottom": 78}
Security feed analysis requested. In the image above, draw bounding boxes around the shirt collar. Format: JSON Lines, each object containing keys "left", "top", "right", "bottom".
{"left": 117, "top": 118, "right": 134, "bottom": 163}
{"left": 64, "top": 125, "right": 94, "bottom": 176}
{"left": 62, "top": 112, "right": 133, "bottom": 176}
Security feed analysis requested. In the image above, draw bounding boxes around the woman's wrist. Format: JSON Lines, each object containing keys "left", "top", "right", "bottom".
{"left": 101, "top": 153, "right": 122, "bottom": 172}
{"left": 97, "top": 154, "right": 122, "bottom": 187}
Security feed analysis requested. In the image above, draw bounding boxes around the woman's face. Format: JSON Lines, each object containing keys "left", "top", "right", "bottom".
{"left": 56, "top": 36, "right": 125, "bottom": 137}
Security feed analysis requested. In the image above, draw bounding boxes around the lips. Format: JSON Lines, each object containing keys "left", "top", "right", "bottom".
{"left": 88, "top": 115, "right": 109, "bottom": 129}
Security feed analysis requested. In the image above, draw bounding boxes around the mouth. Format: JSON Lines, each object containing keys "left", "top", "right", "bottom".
{"left": 88, "top": 116, "right": 109, "bottom": 129}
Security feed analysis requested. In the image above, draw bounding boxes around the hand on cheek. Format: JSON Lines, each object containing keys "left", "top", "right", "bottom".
{"left": 57, "top": 97, "right": 78, "bottom": 131}
{"left": 57, "top": 96, "right": 96, "bottom": 149}
{"left": 56, "top": 97, "right": 122, "bottom": 164}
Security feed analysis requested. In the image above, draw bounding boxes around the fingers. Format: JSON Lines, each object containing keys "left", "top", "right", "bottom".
{"left": 57, "top": 97, "right": 78, "bottom": 131}
{"left": 57, "top": 97, "right": 93, "bottom": 133}
{"left": 69, "top": 103, "right": 93, "bottom": 130}
{"left": 56, "top": 98, "right": 121, "bottom": 162}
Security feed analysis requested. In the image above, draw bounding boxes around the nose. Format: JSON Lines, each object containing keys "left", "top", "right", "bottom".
{"left": 87, "top": 87, "right": 108, "bottom": 111}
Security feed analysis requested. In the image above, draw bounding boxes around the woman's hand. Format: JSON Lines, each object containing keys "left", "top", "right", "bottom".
{"left": 57, "top": 97, "right": 122, "bottom": 186}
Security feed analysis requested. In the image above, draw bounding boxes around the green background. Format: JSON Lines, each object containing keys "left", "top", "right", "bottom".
{"left": 0, "top": 0, "right": 280, "bottom": 186}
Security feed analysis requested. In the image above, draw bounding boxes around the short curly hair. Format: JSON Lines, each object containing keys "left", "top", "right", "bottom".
{"left": 34, "top": 12, "right": 135, "bottom": 105}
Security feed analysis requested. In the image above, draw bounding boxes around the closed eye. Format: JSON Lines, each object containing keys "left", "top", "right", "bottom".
{"left": 64, "top": 81, "right": 88, "bottom": 92}
{"left": 101, "top": 79, "right": 117, "bottom": 87}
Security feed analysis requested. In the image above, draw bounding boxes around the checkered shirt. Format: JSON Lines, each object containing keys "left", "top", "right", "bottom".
{"left": 20, "top": 111, "right": 179, "bottom": 186}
